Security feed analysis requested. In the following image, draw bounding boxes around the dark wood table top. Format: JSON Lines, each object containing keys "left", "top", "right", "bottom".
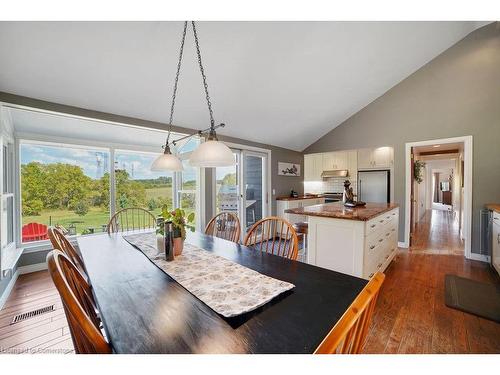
{"left": 77, "top": 231, "right": 367, "bottom": 354}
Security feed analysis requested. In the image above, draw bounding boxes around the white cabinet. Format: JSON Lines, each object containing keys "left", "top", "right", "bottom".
{"left": 492, "top": 211, "right": 500, "bottom": 276}
{"left": 307, "top": 207, "right": 399, "bottom": 279}
{"left": 304, "top": 153, "right": 323, "bottom": 182}
{"left": 322, "top": 151, "right": 348, "bottom": 170}
{"left": 357, "top": 147, "right": 393, "bottom": 169}
{"left": 347, "top": 150, "right": 357, "bottom": 180}
{"left": 277, "top": 197, "right": 325, "bottom": 224}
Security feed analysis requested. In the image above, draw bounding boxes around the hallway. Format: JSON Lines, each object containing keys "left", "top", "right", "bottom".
{"left": 411, "top": 209, "right": 464, "bottom": 255}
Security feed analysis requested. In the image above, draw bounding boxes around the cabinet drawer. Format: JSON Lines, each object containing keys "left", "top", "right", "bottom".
{"left": 366, "top": 208, "right": 398, "bottom": 236}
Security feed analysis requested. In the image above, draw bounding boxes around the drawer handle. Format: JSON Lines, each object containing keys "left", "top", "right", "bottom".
{"left": 370, "top": 245, "right": 375, "bottom": 250}
{"left": 370, "top": 224, "right": 376, "bottom": 228}
{"left": 378, "top": 238, "right": 384, "bottom": 243}
{"left": 386, "top": 216, "right": 390, "bottom": 219}
{"left": 386, "top": 232, "right": 390, "bottom": 237}
{"left": 379, "top": 220, "right": 384, "bottom": 223}
{"left": 391, "top": 228, "right": 396, "bottom": 232}
{"left": 369, "top": 273, "right": 374, "bottom": 278}
{"left": 377, "top": 263, "right": 382, "bottom": 268}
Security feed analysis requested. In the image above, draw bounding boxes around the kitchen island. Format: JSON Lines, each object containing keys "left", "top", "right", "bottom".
{"left": 286, "top": 202, "right": 399, "bottom": 279}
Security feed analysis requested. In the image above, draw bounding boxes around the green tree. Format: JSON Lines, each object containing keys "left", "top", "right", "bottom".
{"left": 21, "top": 162, "right": 48, "bottom": 215}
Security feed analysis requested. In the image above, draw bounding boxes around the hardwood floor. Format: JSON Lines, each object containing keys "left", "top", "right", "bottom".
{"left": 0, "top": 271, "right": 74, "bottom": 354}
{"left": 363, "top": 209, "right": 500, "bottom": 353}
{"left": 410, "top": 209, "right": 464, "bottom": 255}
{"left": 1, "top": 208, "right": 498, "bottom": 354}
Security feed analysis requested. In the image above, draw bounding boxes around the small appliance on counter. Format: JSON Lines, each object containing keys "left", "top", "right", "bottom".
{"left": 290, "top": 190, "right": 299, "bottom": 198}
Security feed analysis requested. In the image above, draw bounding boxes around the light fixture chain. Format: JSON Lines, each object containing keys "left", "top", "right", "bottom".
{"left": 191, "top": 21, "right": 215, "bottom": 128}
{"left": 167, "top": 21, "right": 188, "bottom": 142}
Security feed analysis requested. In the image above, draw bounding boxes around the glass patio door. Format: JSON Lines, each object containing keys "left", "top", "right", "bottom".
{"left": 214, "top": 149, "right": 268, "bottom": 240}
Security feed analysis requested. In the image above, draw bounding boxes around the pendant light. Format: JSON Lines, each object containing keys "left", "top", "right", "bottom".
{"left": 151, "top": 21, "right": 235, "bottom": 171}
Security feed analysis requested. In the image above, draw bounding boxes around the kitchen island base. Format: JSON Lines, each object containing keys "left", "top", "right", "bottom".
{"left": 307, "top": 207, "right": 399, "bottom": 279}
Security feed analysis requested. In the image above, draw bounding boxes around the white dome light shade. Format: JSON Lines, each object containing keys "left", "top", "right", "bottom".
{"left": 189, "top": 140, "right": 236, "bottom": 168}
{"left": 151, "top": 152, "right": 184, "bottom": 172}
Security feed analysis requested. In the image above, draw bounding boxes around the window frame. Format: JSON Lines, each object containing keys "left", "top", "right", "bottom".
{"left": 16, "top": 133, "right": 203, "bottom": 248}
{"left": 1, "top": 135, "right": 16, "bottom": 259}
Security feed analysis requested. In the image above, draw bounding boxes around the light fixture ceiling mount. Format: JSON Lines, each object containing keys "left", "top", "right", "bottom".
{"left": 151, "top": 21, "right": 235, "bottom": 171}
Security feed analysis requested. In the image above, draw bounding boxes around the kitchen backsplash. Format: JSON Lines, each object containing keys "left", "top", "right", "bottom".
{"left": 304, "top": 177, "right": 358, "bottom": 194}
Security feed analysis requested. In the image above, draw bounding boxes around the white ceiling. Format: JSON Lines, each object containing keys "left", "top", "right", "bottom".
{"left": 0, "top": 21, "right": 487, "bottom": 151}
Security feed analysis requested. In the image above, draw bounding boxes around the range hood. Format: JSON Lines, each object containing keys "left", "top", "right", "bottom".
{"left": 321, "top": 170, "right": 349, "bottom": 178}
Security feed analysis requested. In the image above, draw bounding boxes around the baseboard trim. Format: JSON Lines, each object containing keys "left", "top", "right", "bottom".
{"left": 0, "top": 262, "right": 48, "bottom": 310}
{"left": 468, "top": 253, "right": 490, "bottom": 263}
{"left": 0, "top": 269, "right": 20, "bottom": 310}
{"left": 18, "top": 262, "right": 48, "bottom": 275}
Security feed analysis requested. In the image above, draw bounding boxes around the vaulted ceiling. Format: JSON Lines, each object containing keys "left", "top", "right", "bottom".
{"left": 0, "top": 21, "right": 487, "bottom": 151}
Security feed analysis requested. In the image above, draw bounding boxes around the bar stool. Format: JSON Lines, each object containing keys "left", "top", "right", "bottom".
{"left": 292, "top": 221, "right": 308, "bottom": 262}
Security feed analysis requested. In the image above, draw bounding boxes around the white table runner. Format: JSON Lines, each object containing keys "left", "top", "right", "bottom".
{"left": 122, "top": 232, "right": 295, "bottom": 318}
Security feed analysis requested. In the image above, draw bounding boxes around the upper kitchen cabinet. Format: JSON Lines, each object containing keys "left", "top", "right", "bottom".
{"left": 357, "top": 147, "right": 394, "bottom": 169}
{"left": 304, "top": 153, "right": 323, "bottom": 182}
{"left": 322, "top": 151, "right": 348, "bottom": 170}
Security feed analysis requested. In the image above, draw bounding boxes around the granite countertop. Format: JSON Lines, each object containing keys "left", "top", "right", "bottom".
{"left": 285, "top": 202, "right": 399, "bottom": 221}
{"left": 486, "top": 203, "right": 500, "bottom": 214}
{"left": 276, "top": 195, "right": 324, "bottom": 201}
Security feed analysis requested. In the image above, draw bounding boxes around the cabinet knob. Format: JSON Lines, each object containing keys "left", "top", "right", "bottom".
{"left": 378, "top": 238, "right": 384, "bottom": 243}
{"left": 369, "top": 273, "right": 374, "bottom": 278}
{"left": 370, "top": 224, "right": 376, "bottom": 228}
{"left": 377, "top": 263, "right": 383, "bottom": 268}
{"left": 370, "top": 245, "right": 375, "bottom": 250}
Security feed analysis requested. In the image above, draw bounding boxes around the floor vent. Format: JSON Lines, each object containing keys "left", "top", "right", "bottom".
{"left": 11, "top": 305, "right": 55, "bottom": 325}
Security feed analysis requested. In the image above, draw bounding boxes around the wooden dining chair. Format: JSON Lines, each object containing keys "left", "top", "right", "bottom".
{"left": 107, "top": 207, "right": 157, "bottom": 234}
{"left": 205, "top": 212, "right": 241, "bottom": 243}
{"left": 314, "top": 272, "right": 385, "bottom": 354}
{"left": 48, "top": 227, "right": 87, "bottom": 277}
{"left": 47, "top": 250, "right": 111, "bottom": 354}
{"left": 243, "top": 216, "right": 299, "bottom": 260}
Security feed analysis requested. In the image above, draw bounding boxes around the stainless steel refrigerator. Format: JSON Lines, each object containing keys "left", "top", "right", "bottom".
{"left": 358, "top": 170, "right": 390, "bottom": 203}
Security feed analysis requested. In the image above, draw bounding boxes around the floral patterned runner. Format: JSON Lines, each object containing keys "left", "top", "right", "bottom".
{"left": 122, "top": 232, "right": 295, "bottom": 318}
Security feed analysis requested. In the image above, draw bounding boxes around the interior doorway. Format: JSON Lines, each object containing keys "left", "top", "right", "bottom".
{"left": 405, "top": 136, "right": 472, "bottom": 258}
{"left": 213, "top": 148, "right": 269, "bottom": 240}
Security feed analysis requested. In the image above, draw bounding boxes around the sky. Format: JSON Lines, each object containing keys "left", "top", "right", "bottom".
{"left": 21, "top": 143, "right": 196, "bottom": 181}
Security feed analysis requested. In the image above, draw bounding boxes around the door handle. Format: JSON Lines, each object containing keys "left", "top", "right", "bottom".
{"left": 497, "top": 233, "right": 500, "bottom": 244}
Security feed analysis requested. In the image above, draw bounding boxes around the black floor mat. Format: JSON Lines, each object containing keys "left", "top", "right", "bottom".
{"left": 444, "top": 274, "right": 500, "bottom": 323}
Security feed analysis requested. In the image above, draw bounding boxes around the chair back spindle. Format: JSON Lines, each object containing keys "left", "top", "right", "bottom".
{"left": 47, "top": 250, "right": 111, "bottom": 354}
{"left": 107, "top": 207, "right": 157, "bottom": 234}
{"left": 205, "top": 212, "right": 241, "bottom": 243}
{"left": 48, "top": 227, "right": 87, "bottom": 277}
{"left": 243, "top": 216, "right": 299, "bottom": 260}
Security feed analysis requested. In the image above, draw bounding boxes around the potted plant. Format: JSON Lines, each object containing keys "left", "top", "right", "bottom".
{"left": 414, "top": 160, "right": 426, "bottom": 184}
{"left": 156, "top": 206, "right": 195, "bottom": 256}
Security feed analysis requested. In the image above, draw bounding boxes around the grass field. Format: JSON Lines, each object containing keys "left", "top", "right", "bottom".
{"left": 21, "top": 186, "right": 196, "bottom": 241}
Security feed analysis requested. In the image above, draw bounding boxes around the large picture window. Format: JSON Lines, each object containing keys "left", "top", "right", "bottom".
{"left": 19, "top": 137, "right": 202, "bottom": 244}
{"left": 114, "top": 150, "right": 173, "bottom": 216}
{"left": 20, "top": 141, "right": 110, "bottom": 241}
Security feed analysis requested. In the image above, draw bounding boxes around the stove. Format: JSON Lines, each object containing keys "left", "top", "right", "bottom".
{"left": 322, "top": 192, "right": 342, "bottom": 203}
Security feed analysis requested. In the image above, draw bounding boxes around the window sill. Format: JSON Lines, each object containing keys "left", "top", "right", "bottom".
{"left": 1, "top": 244, "right": 23, "bottom": 278}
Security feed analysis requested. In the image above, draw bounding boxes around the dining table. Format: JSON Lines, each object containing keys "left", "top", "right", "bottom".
{"left": 77, "top": 230, "right": 367, "bottom": 354}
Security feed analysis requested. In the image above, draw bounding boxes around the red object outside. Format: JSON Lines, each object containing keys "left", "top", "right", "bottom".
{"left": 22, "top": 222, "right": 49, "bottom": 242}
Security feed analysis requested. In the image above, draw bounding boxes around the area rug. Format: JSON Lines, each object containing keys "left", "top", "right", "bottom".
{"left": 444, "top": 274, "right": 500, "bottom": 323}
